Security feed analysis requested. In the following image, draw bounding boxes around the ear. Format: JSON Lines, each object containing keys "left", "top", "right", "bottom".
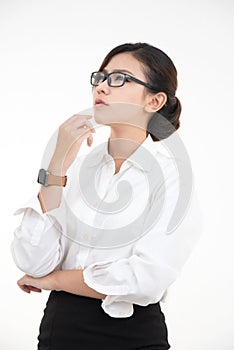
{"left": 144, "top": 92, "right": 167, "bottom": 113}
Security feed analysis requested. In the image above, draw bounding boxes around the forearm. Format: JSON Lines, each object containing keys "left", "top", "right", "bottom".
{"left": 38, "top": 186, "right": 63, "bottom": 213}
{"left": 55, "top": 270, "right": 107, "bottom": 300}
{"left": 38, "top": 115, "right": 95, "bottom": 213}
{"left": 38, "top": 159, "right": 65, "bottom": 213}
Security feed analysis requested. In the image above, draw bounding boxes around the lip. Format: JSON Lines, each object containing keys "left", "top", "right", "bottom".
{"left": 94, "top": 98, "right": 108, "bottom": 106}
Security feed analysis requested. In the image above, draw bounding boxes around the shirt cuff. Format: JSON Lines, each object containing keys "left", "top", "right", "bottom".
{"left": 101, "top": 296, "right": 134, "bottom": 318}
{"left": 13, "top": 194, "right": 60, "bottom": 246}
{"left": 83, "top": 260, "right": 134, "bottom": 318}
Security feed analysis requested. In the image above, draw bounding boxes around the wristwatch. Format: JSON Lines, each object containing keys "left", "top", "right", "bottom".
{"left": 37, "top": 168, "right": 67, "bottom": 187}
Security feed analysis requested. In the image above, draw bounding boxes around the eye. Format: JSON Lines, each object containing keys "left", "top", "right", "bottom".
{"left": 113, "top": 74, "right": 124, "bottom": 81}
{"left": 109, "top": 73, "right": 125, "bottom": 86}
{"left": 92, "top": 72, "right": 105, "bottom": 85}
{"left": 95, "top": 74, "right": 104, "bottom": 84}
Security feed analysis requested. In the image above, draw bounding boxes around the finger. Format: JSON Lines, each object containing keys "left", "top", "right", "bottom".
{"left": 17, "top": 275, "right": 31, "bottom": 286}
{"left": 63, "top": 114, "right": 92, "bottom": 127}
{"left": 67, "top": 118, "right": 95, "bottom": 132}
{"left": 87, "top": 133, "right": 93, "bottom": 147}
{"left": 28, "top": 286, "right": 42, "bottom": 293}
{"left": 84, "top": 120, "right": 96, "bottom": 133}
{"left": 17, "top": 275, "right": 32, "bottom": 289}
{"left": 17, "top": 281, "right": 41, "bottom": 293}
{"left": 18, "top": 284, "right": 31, "bottom": 293}
{"left": 67, "top": 122, "right": 95, "bottom": 145}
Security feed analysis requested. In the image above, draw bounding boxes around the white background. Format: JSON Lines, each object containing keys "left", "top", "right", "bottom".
{"left": 1, "top": 0, "right": 234, "bottom": 349}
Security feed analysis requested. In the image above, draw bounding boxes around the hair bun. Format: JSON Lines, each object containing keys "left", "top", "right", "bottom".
{"left": 147, "top": 96, "right": 182, "bottom": 141}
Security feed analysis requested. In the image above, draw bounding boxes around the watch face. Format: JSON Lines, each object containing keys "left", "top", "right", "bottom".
{"left": 37, "top": 169, "right": 48, "bottom": 186}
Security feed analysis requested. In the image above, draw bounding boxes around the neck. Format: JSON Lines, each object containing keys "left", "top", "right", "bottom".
{"left": 108, "top": 125, "right": 147, "bottom": 161}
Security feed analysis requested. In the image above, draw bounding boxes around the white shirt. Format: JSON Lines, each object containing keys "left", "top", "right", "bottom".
{"left": 11, "top": 135, "right": 202, "bottom": 318}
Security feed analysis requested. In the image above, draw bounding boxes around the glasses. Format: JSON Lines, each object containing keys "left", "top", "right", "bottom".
{"left": 90, "top": 71, "right": 158, "bottom": 91}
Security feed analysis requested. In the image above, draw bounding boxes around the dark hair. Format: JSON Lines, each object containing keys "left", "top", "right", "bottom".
{"left": 99, "top": 42, "right": 182, "bottom": 141}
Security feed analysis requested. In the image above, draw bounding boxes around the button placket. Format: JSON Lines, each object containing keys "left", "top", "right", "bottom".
{"left": 75, "top": 245, "right": 90, "bottom": 269}
{"left": 92, "top": 175, "right": 113, "bottom": 228}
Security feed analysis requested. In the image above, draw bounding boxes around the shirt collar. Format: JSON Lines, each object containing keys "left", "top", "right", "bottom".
{"left": 86, "top": 135, "right": 158, "bottom": 173}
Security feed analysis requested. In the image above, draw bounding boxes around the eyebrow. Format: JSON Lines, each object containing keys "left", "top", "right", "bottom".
{"left": 103, "top": 68, "right": 135, "bottom": 76}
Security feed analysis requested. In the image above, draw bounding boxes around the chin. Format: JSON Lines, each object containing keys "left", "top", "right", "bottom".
{"left": 93, "top": 103, "right": 146, "bottom": 130}
{"left": 93, "top": 110, "right": 110, "bottom": 126}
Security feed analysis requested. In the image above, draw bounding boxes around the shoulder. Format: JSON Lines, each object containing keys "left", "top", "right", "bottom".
{"left": 149, "top": 150, "right": 180, "bottom": 192}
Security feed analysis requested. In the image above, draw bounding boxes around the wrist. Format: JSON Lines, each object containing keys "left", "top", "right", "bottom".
{"left": 48, "top": 155, "right": 67, "bottom": 176}
{"left": 52, "top": 270, "right": 61, "bottom": 291}
{"left": 48, "top": 164, "right": 67, "bottom": 177}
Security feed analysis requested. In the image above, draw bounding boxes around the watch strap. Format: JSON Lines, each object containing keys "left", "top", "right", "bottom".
{"left": 46, "top": 173, "right": 67, "bottom": 187}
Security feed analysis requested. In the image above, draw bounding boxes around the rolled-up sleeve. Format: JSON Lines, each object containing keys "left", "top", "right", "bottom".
{"left": 11, "top": 194, "right": 63, "bottom": 277}
{"left": 83, "top": 250, "right": 179, "bottom": 318}
{"left": 83, "top": 169, "right": 202, "bottom": 318}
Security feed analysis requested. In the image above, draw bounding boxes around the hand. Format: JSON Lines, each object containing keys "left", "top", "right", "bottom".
{"left": 49, "top": 114, "right": 96, "bottom": 175}
{"left": 17, "top": 271, "right": 58, "bottom": 294}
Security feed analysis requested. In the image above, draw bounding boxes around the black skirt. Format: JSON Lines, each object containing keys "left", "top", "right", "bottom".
{"left": 38, "top": 290, "right": 170, "bottom": 350}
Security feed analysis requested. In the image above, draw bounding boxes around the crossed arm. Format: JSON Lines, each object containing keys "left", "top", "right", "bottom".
{"left": 17, "top": 269, "right": 107, "bottom": 300}
{"left": 17, "top": 193, "right": 106, "bottom": 299}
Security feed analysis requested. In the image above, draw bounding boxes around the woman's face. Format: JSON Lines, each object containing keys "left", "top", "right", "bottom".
{"left": 92, "top": 52, "right": 152, "bottom": 128}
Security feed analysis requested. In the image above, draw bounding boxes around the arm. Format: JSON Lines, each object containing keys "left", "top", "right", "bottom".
{"left": 17, "top": 269, "right": 107, "bottom": 300}
{"left": 38, "top": 114, "right": 96, "bottom": 213}
{"left": 81, "top": 175, "right": 202, "bottom": 317}
{"left": 12, "top": 115, "right": 96, "bottom": 277}
{"left": 11, "top": 202, "right": 63, "bottom": 277}
{"left": 17, "top": 181, "right": 202, "bottom": 317}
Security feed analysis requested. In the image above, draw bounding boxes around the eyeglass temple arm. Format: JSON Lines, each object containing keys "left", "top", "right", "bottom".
{"left": 125, "top": 74, "right": 158, "bottom": 91}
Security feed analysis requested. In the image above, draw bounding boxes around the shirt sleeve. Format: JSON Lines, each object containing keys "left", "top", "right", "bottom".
{"left": 10, "top": 159, "right": 83, "bottom": 278}
{"left": 83, "top": 165, "right": 203, "bottom": 318}
{"left": 11, "top": 194, "right": 64, "bottom": 277}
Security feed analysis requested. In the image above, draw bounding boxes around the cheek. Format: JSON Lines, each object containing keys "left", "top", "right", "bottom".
{"left": 115, "top": 89, "right": 145, "bottom": 105}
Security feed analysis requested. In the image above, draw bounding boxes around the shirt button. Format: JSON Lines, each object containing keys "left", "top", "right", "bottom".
{"left": 119, "top": 311, "right": 125, "bottom": 316}
{"left": 82, "top": 233, "right": 89, "bottom": 241}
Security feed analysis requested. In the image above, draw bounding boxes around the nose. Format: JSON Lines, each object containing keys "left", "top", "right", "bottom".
{"left": 95, "top": 79, "right": 110, "bottom": 95}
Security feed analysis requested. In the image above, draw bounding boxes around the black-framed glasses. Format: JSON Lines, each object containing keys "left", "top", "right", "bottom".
{"left": 90, "top": 71, "right": 158, "bottom": 91}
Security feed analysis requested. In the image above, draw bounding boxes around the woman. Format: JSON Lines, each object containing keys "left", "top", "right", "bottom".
{"left": 12, "top": 42, "right": 199, "bottom": 349}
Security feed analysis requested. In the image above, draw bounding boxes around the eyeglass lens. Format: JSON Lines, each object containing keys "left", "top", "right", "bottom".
{"left": 92, "top": 72, "right": 125, "bottom": 87}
